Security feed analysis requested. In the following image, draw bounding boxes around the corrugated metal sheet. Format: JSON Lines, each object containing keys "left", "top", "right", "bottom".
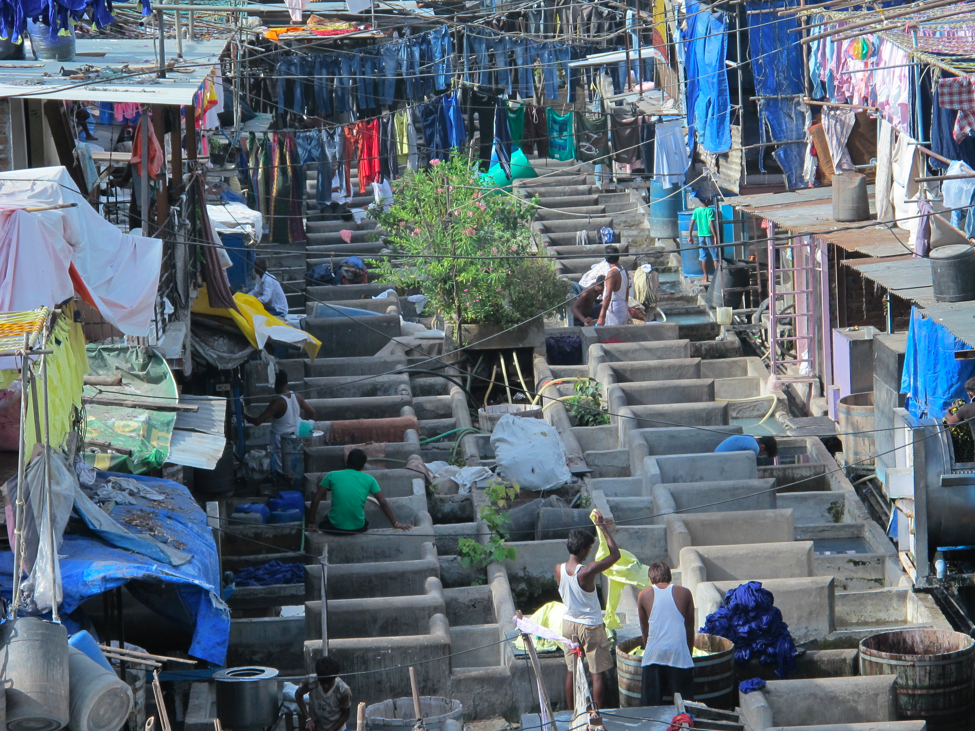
{"left": 167, "top": 431, "right": 226, "bottom": 471}
{"left": 175, "top": 395, "right": 227, "bottom": 435}
{"left": 717, "top": 125, "right": 743, "bottom": 194}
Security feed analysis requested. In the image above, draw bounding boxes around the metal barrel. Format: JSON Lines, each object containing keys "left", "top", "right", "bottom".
{"left": 836, "top": 392, "right": 876, "bottom": 471}
{"left": 1, "top": 617, "right": 70, "bottom": 731}
{"left": 930, "top": 245, "right": 975, "bottom": 303}
{"left": 616, "top": 633, "right": 735, "bottom": 709}
{"left": 365, "top": 697, "right": 463, "bottom": 731}
{"left": 649, "top": 181, "right": 681, "bottom": 240}
{"left": 859, "top": 629, "right": 975, "bottom": 731}
{"left": 214, "top": 667, "right": 279, "bottom": 731}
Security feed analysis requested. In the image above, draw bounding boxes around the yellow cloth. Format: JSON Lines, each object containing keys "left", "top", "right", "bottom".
{"left": 20, "top": 302, "right": 87, "bottom": 456}
{"left": 591, "top": 509, "right": 652, "bottom": 630}
{"left": 512, "top": 601, "right": 566, "bottom": 653}
{"left": 192, "top": 286, "right": 321, "bottom": 361}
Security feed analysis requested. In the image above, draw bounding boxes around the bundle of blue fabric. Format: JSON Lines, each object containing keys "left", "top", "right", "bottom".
{"left": 234, "top": 561, "right": 305, "bottom": 587}
{"left": 701, "top": 581, "right": 797, "bottom": 678}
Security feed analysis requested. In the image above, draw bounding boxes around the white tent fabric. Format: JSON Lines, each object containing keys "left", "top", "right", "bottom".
{"left": 0, "top": 166, "right": 163, "bottom": 336}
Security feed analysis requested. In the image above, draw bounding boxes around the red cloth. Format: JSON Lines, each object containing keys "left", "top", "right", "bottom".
{"left": 357, "top": 119, "right": 381, "bottom": 193}
{"left": 667, "top": 714, "right": 694, "bottom": 731}
{"left": 329, "top": 415, "right": 420, "bottom": 445}
{"left": 130, "top": 116, "right": 164, "bottom": 179}
{"left": 938, "top": 76, "right": 975, "bottom": 143}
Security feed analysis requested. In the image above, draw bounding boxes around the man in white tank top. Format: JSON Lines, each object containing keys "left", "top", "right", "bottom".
{"left": 636, "top": 562, "right": 696, "bottom": 706}
{"left": 554, "top": 510, "right": 621, "bottom": 709}
{"left": 596, "top": 246, "right": 630, "bottom": 327}
{"left": 245, "top": 371, "right": 317, "bottom": 479}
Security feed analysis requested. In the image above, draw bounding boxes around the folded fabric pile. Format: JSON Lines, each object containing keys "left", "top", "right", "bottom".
{"left": 234, "top": 561, "right": 305, "bottom": 587}
{"left": 701, "top": 581, "right": 797, "bottom": 678}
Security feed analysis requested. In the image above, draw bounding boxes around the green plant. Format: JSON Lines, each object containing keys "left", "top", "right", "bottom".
{"left": 575, "top": 492, "right": 592, "bottom": 510}
{"left": 457, "top": 480, "right": 519, "bottom": 572}
{"left": 565, "top": 379, "right": 610, "bottom": 426}
{"left": 369, "top": 156, "right": 570, "bottom": 333}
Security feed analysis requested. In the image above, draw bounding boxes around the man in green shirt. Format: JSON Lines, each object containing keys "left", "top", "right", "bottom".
{"left": 688, "top": 202, "right": 720, "bottom": 284}
{"left": 307, "top": 449, "right": 412, "bottom": 533}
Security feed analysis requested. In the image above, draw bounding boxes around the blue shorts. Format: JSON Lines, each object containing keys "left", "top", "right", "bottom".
{"left": 698, "top": 235, "right": 719, "bottom": 263}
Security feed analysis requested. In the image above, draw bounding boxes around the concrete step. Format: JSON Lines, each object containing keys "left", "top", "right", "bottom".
{"left": 517, "top": 183, "right": 594, "bottom": 197}
{"left": 534, "top": 218, "right": 615, "bottom": 234}
{"left": 533, "top": 205, "right": 607, "bottom": 221}
{"left": 410, "top": 376, "right": 453, "bottom": 397}
{"left": 516, "top": 174, "right": 591, "bottom": 189}
{"left": 306, "top": 219, "right": 379, "bottom": 234}
{"left": 418, "top": 418, "right": 457, "bottom": 439}
{"left": 412, "top": 395, "right": 454, "bottom": 420}
{"left": 307, "top": 230, "right": 378, "bottom": 245}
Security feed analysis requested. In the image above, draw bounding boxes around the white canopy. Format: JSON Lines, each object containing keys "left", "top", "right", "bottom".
{"left": 0, "top": 166, "right": 163, "bottom": 336}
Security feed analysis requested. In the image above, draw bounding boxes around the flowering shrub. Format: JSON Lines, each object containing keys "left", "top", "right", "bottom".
{"left": 370, "top": 156, "right": 570, "bottom": 331}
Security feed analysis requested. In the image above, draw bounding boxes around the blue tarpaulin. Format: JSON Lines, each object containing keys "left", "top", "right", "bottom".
{"left": 901, "top": 306, "right": 975, "bottom": 419}
{"left": 684, "top": 0, "right": 732, "bottom": 154}
{"left": 745, "top": 1, "right": 807, "bottom": 189}
{"left": 0, "top": 472, "right": 229, "bottom": 665}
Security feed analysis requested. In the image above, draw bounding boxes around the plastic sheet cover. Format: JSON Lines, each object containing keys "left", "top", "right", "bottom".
{"left": 0, "top": 471, "right": 229, "bottom": 665}
{"left": 901, "top": 306, "right": 975, "bottom": 419}
{"left": 684, "top": 0, "right": 731, "bottom": 154}
{"left": 745, "top": 1, "right": 807, "bottom": 189}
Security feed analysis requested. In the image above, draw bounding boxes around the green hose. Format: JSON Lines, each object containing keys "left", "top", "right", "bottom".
{"left": 420, "top": 427, "right": 483, "bottom": 444}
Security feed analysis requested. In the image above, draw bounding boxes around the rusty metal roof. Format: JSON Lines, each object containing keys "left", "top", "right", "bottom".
{"left": 724, "top": 186, "right": 914, "bottom": 257}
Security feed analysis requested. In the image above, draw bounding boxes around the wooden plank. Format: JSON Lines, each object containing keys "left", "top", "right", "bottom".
{"left": 43, "top": 99, "right": 88, "bottom": 194}
{"left": 83, "top": 396, "right": 198, "bottom": 412}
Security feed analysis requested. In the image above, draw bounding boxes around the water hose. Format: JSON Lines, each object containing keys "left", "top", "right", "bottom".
{"left": 420, "top": 427, "right": 482, "bottom": 444}
{"left": 531, "top": 377, "right": 588, "bottom": 406}
{"left": 484, "top": 364, "right": 498, "bottom": 408}
{"left": 512, "top": 353, "right": 532, "bottom": 400}
{"left": 715, "top": 393, "right": 779, "bottom": 426}
{"left": 499, "top": 354, "right": 514, "bottom": 404}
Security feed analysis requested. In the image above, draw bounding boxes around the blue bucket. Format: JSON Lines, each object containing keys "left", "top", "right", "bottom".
{"left": 678, "top": 210, "right": 705, "bottom": 277}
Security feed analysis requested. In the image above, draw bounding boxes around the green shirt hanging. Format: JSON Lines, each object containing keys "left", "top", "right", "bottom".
{"left": 507, "top": 104, "right": 526, "bottom": 150}
{"left": 547, "top": 108, "right": 575, "bottom": 161}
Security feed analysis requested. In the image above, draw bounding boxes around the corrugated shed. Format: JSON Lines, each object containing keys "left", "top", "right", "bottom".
{"left": 175, "top": 395, "right": 227, "bottom": 436}
{"left": 167, "top": 431, "right": 227, "bottom": 471}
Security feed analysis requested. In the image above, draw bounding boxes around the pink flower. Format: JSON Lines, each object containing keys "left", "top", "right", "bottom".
{"left": 454, "top": 211, "right": 460, "bottom": 216}
{"left": 430, "top": 159, "right": 441, "bottom": 166}
{"left": 478, "top": 203, "right": 486, "bottom": 210}
{"left": 467, "top": 211, "right": 474, "bottom": 217}
{"left": 510, "top": 247, "right": 517, "bottom": 252}
{"left": 438, "top": 188, "right": 444, "bottom": 193}
{"left": 413, "top": 228, "right": 421, "bottom": 234}
{"left": 492, "top": 248, "right": 498, "bottom": 254}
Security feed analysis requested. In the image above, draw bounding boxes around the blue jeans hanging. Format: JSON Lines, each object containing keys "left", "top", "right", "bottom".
{"left": 359, "top": 49, "right": 379, "bottom": 109}
{"left": 510, "top": 38, "right": 534, "bottom": 98}
{"left": 493, "top": 35, "right": 512, "bottom": 95}
{"left": 336, "top": 55, "right": 354, "bottom": 114}
{"left": 380, "top": 42, "right": 400, "bottom": 106}
{"left": 537, "top": 42, "right": 559, "bottom": 100}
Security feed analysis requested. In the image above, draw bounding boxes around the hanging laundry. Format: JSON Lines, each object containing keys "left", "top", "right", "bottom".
{"left": 610, "top": 115, "right": 641, "bottom": 165}
{"left": 507, "top": 103, "right": 525, "bottom": 149}
{"left": 654, "top": 118, "right": 688, "bottom": 186}
{"left": 523, "top": 104, "right": 550, "bottom": 158}
{"left": 130, "top": 115, "right": 164, "bottom": 179}
{"left": 379, "top": 115, "right": 399, "bottom": 182}
{"left": 875, "top": 119, "right": 896, "bottom": 223}
{"left": 821, "top": 108, "right": 857, "bottom": 173}
{"left": 493, "top": 101, "right": 513, "bottom": 178}
{"left": 269, "top": 134, "right": 292, "bottom": 244}
{"left": 914, "top": 199, "right": 933, "bottom": 258}
{"left": 286, "top": 133, "right": 306, "bottom": 244}
{"left": 640, "top": 118, "right": 656, "bottom": 174}
{"left": 938, "top": 76, "right": 975, "bottom": 144}
{"left": 683, "top": 0, "right": 731, "bottom": 153}
{"left": 575, "top": 113, "right": 610, "bottom": 165}
{"left": 547, "top": 108, "right": 575, "bottom": 161}
{"left": 357, "top": 120, "right": 382, "bottom": 193}
{"left": 466, "top": 90, "right": 496, "bottom": 168}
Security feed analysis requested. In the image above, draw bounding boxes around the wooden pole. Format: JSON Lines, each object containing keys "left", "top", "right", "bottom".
{"left": 320, "top": 545, "right": 328, "bottom": 655}
{"left": 515, "top": 611, "right": 557, "bottom": 731}
{"left": 803, "top": 98, "right": 877, "bottom": 111}
{"left": 408, "top": 667, "right": 422, "bottom": 723}
{"left": 356, "top": 702, "right": 366, "bottom": 731}
{"left": 152, "top": 105, "right": 170, "bottom": 234}
{"left": 800, "top": 0, "right": 963, "bottom": 43}
{"left": 9, "top": 334, "right": 29, "bottom": 616}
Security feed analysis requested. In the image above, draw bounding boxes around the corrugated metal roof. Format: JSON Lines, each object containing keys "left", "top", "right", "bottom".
{"left": 0, "top": 39, "right": 227, "bottom": 104}
{"left": 167, "top": 430, "right": 226, "bottom": 470}
{"left": 175, "top": 395, "right": 227, "bottom": 435}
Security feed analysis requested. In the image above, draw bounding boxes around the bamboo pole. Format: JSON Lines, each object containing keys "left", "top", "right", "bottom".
{"left": 9, "top": 334, "right": 29, "bottom": 616}
{"left": 408, "top": 668, "right": 422, "bottom": 724}
{"left": 799, "top": 0, "right": 963, "bottom": 43}
{"left": 803, "top": 97, "right": 878, "bottom": 110}
{"left": 832, "top": 3, "right": 975, "bottom": 41}
{"left": 40, "top": 329, "right": 58, "bottom": 623}
{"left": 99, "top": 645, "right": 196, "bottom": 664}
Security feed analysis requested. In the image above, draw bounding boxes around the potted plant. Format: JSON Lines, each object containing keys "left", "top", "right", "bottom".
{"left": 370, "top": 156, "right": 570, "bottom": 348}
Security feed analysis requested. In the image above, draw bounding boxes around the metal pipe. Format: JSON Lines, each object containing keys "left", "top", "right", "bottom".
{"left": 40, "top": 328, "right": 58, "bottom": 623}
{"left": 171, "top": 0, "right": 183, "bottom": 57}
{"left": 9, "top": 334, "right": 29, "bottom": 617}
{"left": 141, "top": 109, "right": 150, "bottom": 235}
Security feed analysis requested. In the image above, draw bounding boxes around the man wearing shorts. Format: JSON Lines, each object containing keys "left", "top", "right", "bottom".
{"left": 688, "top": 203, "right": 720, "bottom": 284}
{"left": 555, "top": 511, "right": 621, "bottom": 709}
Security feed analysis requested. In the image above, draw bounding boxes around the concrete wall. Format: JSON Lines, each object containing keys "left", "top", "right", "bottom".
{"left": 306, "top": 514, "right": 435, "bottom": 563}
{"left": 596, "top": 358, "right": 703, "bottom": 388}
{"left": 587, "top": 340, "right": 691, "bottom": 370}
{"left": 228, "top": 615, "right": 305, "bottom": 671}
{"left": 305, "top": 614, "right": 452, "bottom": 709}
{"left": 581, "top": 324, "right": 682, "bottom": 362}
{"left": 608, "top": 379, "right": 716, "bottom": 410}
{"left": 652, "top": 479, "right": 777, "bottom": 518}
{"left": 306, "top": 395, "right": 413, "bottom": 421}
{"left": 305, "top": 576, "right": 445, "bottom": 640}
{"left": 739, "top": 675, "right": 898, "bottom": 730}
{"left": 665, "top": 509, "right": 794, "bottom": 566}
{"left": 304, "top": 314, "right": 402, "bottom": 358}
{"left": 306, "top": 542, "right": 440, "bottom": 600}
{"left": 681, "top": 541, "right": 815, "bottom": 599}
{"left": 627, "top": 402, "right": 730, "bottom": 428}
{"left": 697, "top": 576, "right": 835, "bottom": 644}
{"left": 645, "top": 451, "right": 758, "bottom": 490}
{"left": 305, "top": 441, "right": 419, "bottom": 473}
{"left": 628, "top": 426, "right": 744, "bottom": 475}
{"left": 777, "top": 492, "right": 848, "bottom": 525}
